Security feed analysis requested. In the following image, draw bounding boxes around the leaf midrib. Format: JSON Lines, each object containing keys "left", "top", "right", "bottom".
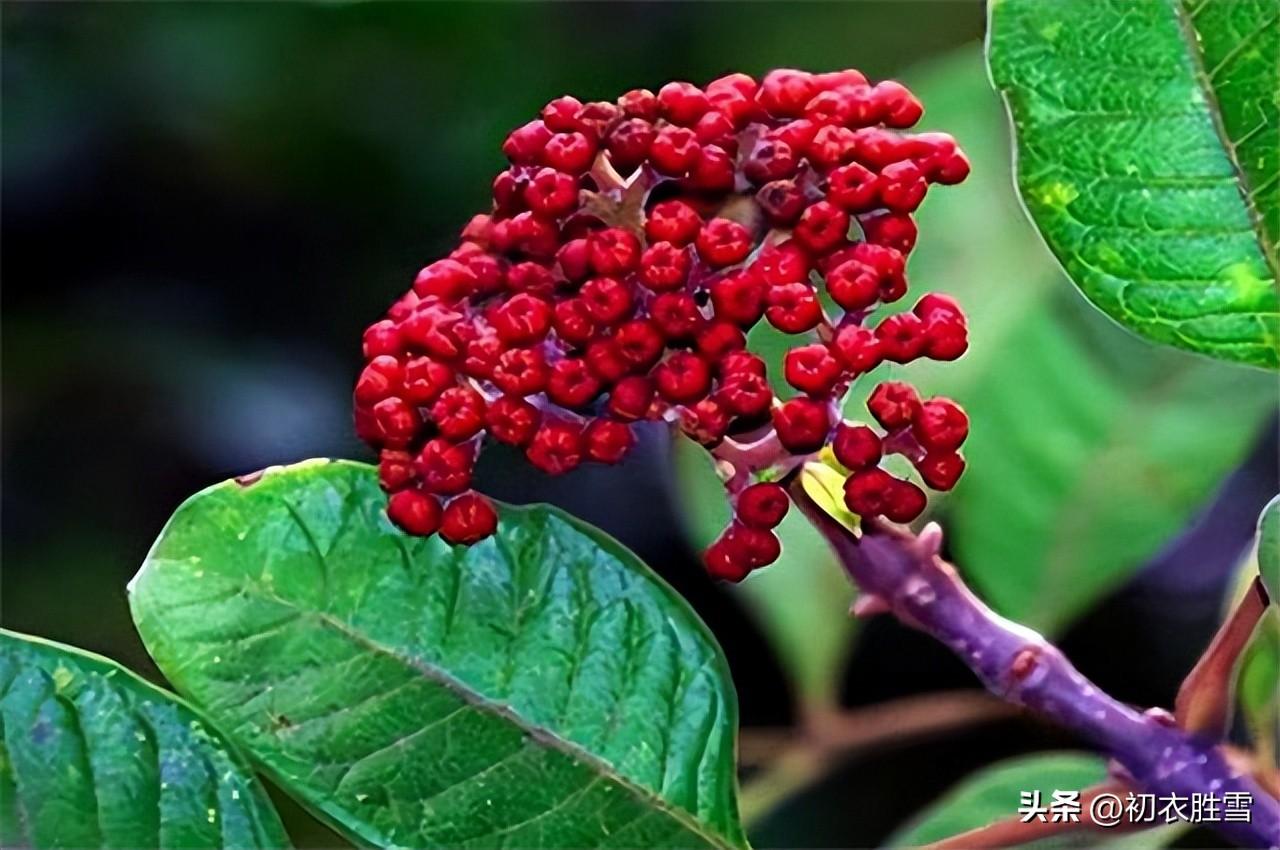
{"left": 139, "top": 574, "right": 737, "bottom": 850}
{"left": 1174, "top": 0, "right": 1280, "bottom": 281}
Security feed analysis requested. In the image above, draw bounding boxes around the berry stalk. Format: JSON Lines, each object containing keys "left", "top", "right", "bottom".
{"left": 788, "top": 477, "right": 1280, "bottom": 849}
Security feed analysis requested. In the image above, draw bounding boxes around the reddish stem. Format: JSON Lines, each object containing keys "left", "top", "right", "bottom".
{"left": 788, "top": 481, "right": 1280, "bottom": 849}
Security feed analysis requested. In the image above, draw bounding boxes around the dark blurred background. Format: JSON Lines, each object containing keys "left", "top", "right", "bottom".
{"left": 3, "top": 3, "right": 1276, "bottom": 847}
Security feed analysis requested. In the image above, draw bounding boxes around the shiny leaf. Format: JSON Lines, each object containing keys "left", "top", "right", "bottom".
{"left": 853, "top": 49, "right": 1275, "bottom": 631}
{"left": 988, "top": 0, "right": 1280, "bottom": 368}
{"left": 0, "top": 629, "right": 288, "bottom": 850}
{"left": 130, "top": 459, "right": 747, "bottom": 850}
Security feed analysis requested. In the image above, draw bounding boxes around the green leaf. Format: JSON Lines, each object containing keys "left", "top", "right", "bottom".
{"left": 129, "top": 459, "right": 747, "bottom": 850}
{"left": 1257, "top": 495, "right": 1280, "bottom": 600}
{"left": 671, "top": 437, "right": 854, "bottom": 709}
{"left": 888, "top": 752, "right": 1182, "bottom": 848}
{"left": 854, "top": 48, "right": 1276, "bottom": 632}
{"left": 0, "top": 629, "right": 289, "bottom": 850}
{"left": 987, "top": 0, "right": 1280, "bottom": 369}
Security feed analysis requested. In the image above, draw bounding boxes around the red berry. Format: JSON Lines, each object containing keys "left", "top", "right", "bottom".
{"left": 743, "top": 139, "right": 799, "bottom": 184}
{"left": 546, "top": 357, "right": 603, "bottom": 408}
{"left": 355, "top": 355, "right": 403, "bottom": 406}
{"left": 696, "top": 218, "right": 753, "bottom": 268}
{"left": 878, "top": 160, "right": 928, "bottom": 213}
{"left": 826, "top": 162, "right": 880, "bottom": 212}
{"left": 883, "top": 479, "right": 927, "bottom": 523}
{"left": 614, "top": 319, "right": 666, "bottom": 371}
{"left": 543, "top": 131, "right": 596, "bottom": 174}
{"left": 705, "top": 538, "right": 752, "bottom": 583}
{"left": 867, "top": 381, "right": 921, "bottom": 430}
{"left": 492, "top": 293, "right": 552, "bottom": 345}
{"left": 843, "top": 467, "right": 895, "bottom": 517}
{"left": 363, "top": 320, "right": 402, "bottom": 358}
{"left": 416, "top": 438, "right": 474, "bottom": 496}
{"left": 378, "top": 449, "right": 415, "bottom": 492}
{"left": 524, "top": 167, "right": 580, "bottom": 218}
{"left": 557, "top": 238, "right": 593, "bottom": 281}
{"left": 645, "top": 200, "right": 702, "bottom": 245}
{"left": 825, "top": 260, "right": 881, "bottom": 312}
{"left": 831, "top": 324, "right": 882, "bottom": 374}
{"left": 686, "top": 145, "right": 736, "bottom": 192}
{"left": 440, "top": 492, "right": 498, "bottom": 545}
{"left": 726, "top": 524, "right": 782, "bottom": 568}
{"left": 793, "top": 201, "right": 849, "bottom": 255}
{"left": 756, "top": 180, "right": 807, "bottom": 226}
{"left": 861, "top": 210, "right": 917, "bottom": 254}
{"left": 618, "top": 88, "right": 659, "bottom": 120}
{"left": 695, "top": 321, "right": 747, "bottom": 359}
{"left": 552, "top": 297, "right": 597, "bottom": 346}
{"left": 401, "top": 357, "right": 455, "bottom": 406}
{"left": 772, "top": 397, "right": 831, "bottom": 453}
{"left": 720, "top": 351, "right": 767, "bottom": 377}
{"left": 709, "top": 270, "right": 766, "bottom": 326}
{"left": 752, "top": 240, "right": 810, "bottom": 285}
{"left": 526, "top": 421, "right": 584, "bottom": 475}
{"left": 873, "top": 80, "right": 923, "bottom": 128}
{"left": 606, "top": 118, "right": 656, "bottom": 171}
{"left": 658, "top": 81, "right": 710, "bottom": 125}
{"left": 913, "top": 292, "right": 963, "bottom": 323}
{"left": 581, "top": 277, "right": 634, "bottom": 327}
{"left": 542, "top": 95, "right": 584, "bottom": 131}
{"left": 431, "top": 386, "right": 487, "bottom": 441}
{"left": 917, "top": 451, "right": 965, "bottom": 491}
{"left": 638, "top": 242, "right": 691, "bottom": 291}
{"left": 650, "top": 126, "right": 701, "bottom": 175}
{"left": 607, "top": 375, "right": 655, "bottom": 421}
{"left": 491, "top": 347, "right": 549, "bottom": 396}
{"left": 758, "top": 69, "right": 817, "bottom": 117}
{"left": 680, "top": 397, "right": 731, "bottom": 446}
{"left": 387, "top": 489, "right": 443, "bottom": 536}
{"left": 876, "top": 313, "right": 928, "bottom": 363}
{"left": 913, "top": 398, "right": 969, "bottom": 452}
{"left": 650, "top": 291, "right": 705, "bottom": 340}
{"left": 460, "top": 333, "right": 503, "bottom": 380}
{"left": 589, "top": 228, "right": 641, "bottom": 276}
{"left": 504, "top": 120, "right": 553, "bottom": 164}
{"left": 400, "top": 304, "right": 464, "bottom": 360}
{"left": 485, "top": 395, "right": 541, "bottom": 446}
{"left": 765, "top": 282, "right": 823, "bottom": 333}
{"left": 806, "top": 125, "right": 857, "bottom": 169}
{"left": 584, "top": 418, "right": 635, "bottom": 463}
{"left": 718, "top": 371, "right": 772, "bottom": 418}
{"left": 832, "top": 422, "right": 882, "bottom": 470}
{"left": 584, "top": 337, "right": 630, "bottom": 383}
{"left": 784, "top": 344, "right": 843, "bottom": 395}
{"left": 736, "top": 482, "right": 789, "bottom": 529}
{"left": 653, "top": 351, "right": 713, "bottom": 404}
{"left": 924, "top": 317, "right": 969, "bottom": 361}
{"left": 371, "top": 397, "right": 420, "bottom": 448}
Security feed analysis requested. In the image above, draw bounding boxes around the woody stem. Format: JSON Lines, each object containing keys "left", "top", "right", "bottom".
{"left": 787, "top": 480, "right": 1280, "bottom": 849}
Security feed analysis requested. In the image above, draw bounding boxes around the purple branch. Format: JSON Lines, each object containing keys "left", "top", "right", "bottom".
{"left": 789, "top": 482, "right": 1280, "bottom": 849}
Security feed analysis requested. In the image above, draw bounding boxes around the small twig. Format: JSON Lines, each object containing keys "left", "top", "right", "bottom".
{"left": 788, "top": 477, "right": 1280, "bottom": 849}
{"left": 738, "top": 692, "right": 1017, "bottom": 825}
{"left": 1176, "top": 576, "right": 1270, "bottom": 737}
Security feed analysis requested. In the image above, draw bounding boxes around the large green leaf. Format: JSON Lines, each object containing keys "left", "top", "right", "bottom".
{"left": 987, "top": 0, "right": 1280, "bottom": 369}
{"left": 888, "top": 752, "right": 1183, "bottom": 848}
{"left": 852, "top": 49, "right": 1275, "bottom": 631}
{"left": 0, "top": 629, "right": 289, "bottom": 850}
{"left": 129, "top": 459, "right": 747, "bottom": 850}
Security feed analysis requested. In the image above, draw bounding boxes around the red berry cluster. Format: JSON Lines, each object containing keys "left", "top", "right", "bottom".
{"left": 354, "top": 68, "right": 971, "bottom": 572}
